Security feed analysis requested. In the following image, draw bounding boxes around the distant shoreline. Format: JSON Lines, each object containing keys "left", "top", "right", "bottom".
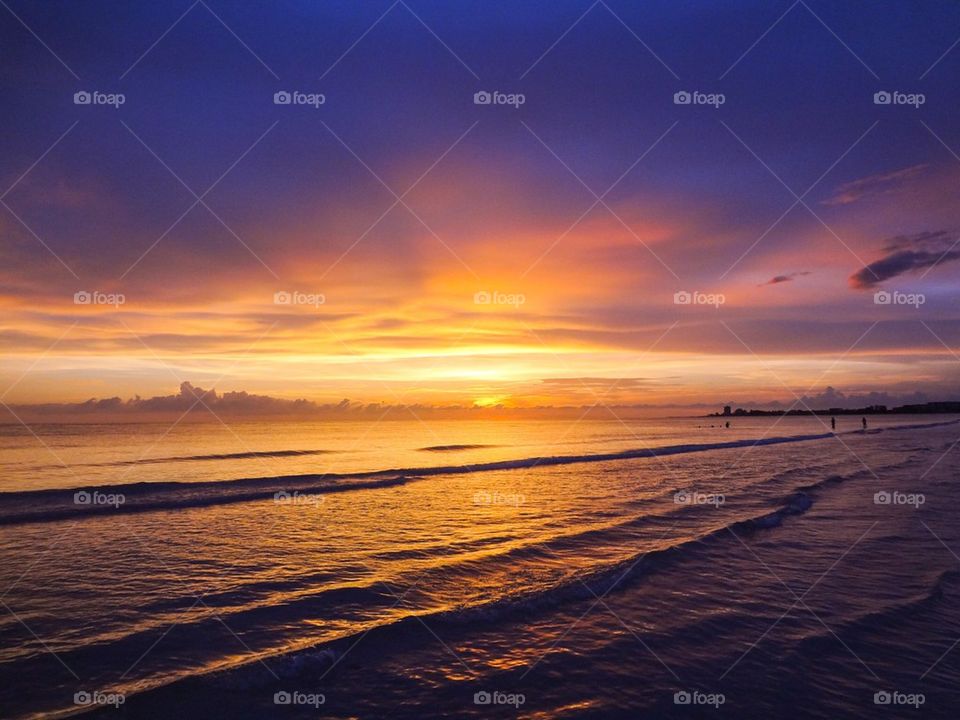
{"left": 707, "top": 401, "right": 960, "bottom": 418}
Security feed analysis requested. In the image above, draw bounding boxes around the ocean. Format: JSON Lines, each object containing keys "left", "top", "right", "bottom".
{"left": 1, "top": 415, "right": 958, "bottom": 718}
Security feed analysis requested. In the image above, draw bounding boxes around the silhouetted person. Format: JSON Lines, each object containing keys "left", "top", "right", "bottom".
{"left": 831, "top": 417, "right": 836, "bottom": 431}
{"left": 862, "top": 417, "right": 867, "bottom": 430}
{"left": 725, "top": 421, "right": 730, "bottom": 429}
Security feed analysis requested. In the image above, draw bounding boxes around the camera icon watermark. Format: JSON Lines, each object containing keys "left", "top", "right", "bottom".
{"left": 873, "top": 490, "right": 924, "bottom": 509}
{"left": 74, "top": 290, "right": 125, "bottom": 308}
{"left": 273, "top": 290, "right": 325, "bottom": 308}
{"left": 273, "top": 690, "right": 325, "bottom": 707}
{"left": 873, "top": 90, "right": 925, "bottom": 108}
{"left": 73, "top": 90, "right": 125, "bottom": 108}
{"left": 473, "top": 90, "right": 525, "bottom": 108}
{"left": 673, "top": 90, "right": 725, "bottom": 108}
{"left": 474, "top": 290, "right": 526, "bottom": 308}
{"left": 473, "top": 690, "right": 525, "bottom": 707}
{"left": 673, "top": 290, "right": 725, "bottom": 308}
{"left": 273, "top": 90, "right": 325, "bottom": 108}
{"left": 673, "top": 690, "right": 725, "bottom": 707}
{"left": 873, "top": 289, "right": 924, "bottom": 308}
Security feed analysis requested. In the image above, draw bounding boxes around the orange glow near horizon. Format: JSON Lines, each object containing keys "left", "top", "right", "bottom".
{"left": 4, "top": 156, "right": 960, "bottom": 409}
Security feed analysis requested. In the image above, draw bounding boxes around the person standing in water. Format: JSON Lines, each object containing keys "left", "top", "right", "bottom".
{"left": 831, "top": 416, "right": 836, "bottom": 431}
{"left": 862, "top": 417, "right": 867, "bottom": 431}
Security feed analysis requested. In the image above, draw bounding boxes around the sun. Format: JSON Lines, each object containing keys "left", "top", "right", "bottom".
{"left": 473, "top": 395, "right": 509, "bottom": 408}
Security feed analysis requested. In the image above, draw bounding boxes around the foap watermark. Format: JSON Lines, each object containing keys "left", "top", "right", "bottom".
{"left": 73, "top": 90, "right": 125, "bottom": 108}
{"left": 874, "top": 289, "right": 924, "bottom": 308}
{"left": 874, "top": 490, "right": 924, "bottom": 509}
{"left": 674, "top": 490, "right": 725, "bottom": 507}
{"left": 873, "top": 90, "right": 925, "bottom": 108}
{"left": 473, "top": 490, "right": 525, "bottom": 507}
{"left": 74, "top": 290, "right": 125, "bottom": 308}
{"left": 74, "top": 690, "right": 125, "bottom": 708}
{"left": 674, "top": 90, "right": 725, "bottom": 108}
{"left": 473, "top": 90, "right": 525, "bottom": 108}
{"left": 74, "top": 490, "right": 125, "bottom": 509}
{"left": 474, "top": 690, "right": 525, "bottom": 708}
{"left": 874, "top": 690, "right": 925, "bottom": 708}
{"left": 274, "top": 290, "right": 325, "bottom": 308}
{"left": 674, "top": 290, "right": 725, "bottom": 308}
{"left": 273, "top": 690, "right": 325, "bottom": 707}
{"left": 674, "top": 690, "right": 725, "bottom": 708}
{"left": 274, "top": 490, "right": 324, "bottom": 508}
{"left": 474, "top": 290, "right": 525, "bottom": 308}
{"left": 273, "top": 90, "right": 325, "bottom": 108}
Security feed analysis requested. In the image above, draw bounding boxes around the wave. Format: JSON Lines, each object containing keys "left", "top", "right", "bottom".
{"left": 110, "top": 448, "right": 330, "bottom": 465}
{"left": 56, "top": 446, "right": 936, "bottom": 719}
{"left": 790, "top": 567, "right": 960, "bottom": 657}
{"left": 50, "top": 449, "right": 332, "bottom": 470}
{"left": 3, "top": 419, "right": 954, "bottom": 527}
{"left": 81, "top": 459, "right": 920, "bottom": 648}
{"left": 0, "top": 476, "right": 411, "bottom": 526}
{"left": 67, "top": 474, "right": 840, "bottom": 717}
{"left": 417, "top": 444, "right": 497, "bottom": 452}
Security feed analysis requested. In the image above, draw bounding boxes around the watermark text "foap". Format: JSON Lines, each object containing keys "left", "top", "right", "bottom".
{"left": 74, "top": 691, "right": 124, "bottom": 708}
{"left": 474, "top": 690, "right": 525, "bottom": 708}
{"left": 75, "top": 291, "right": 125, "bottom": 307}
{"left": 674, "top": 290, "right": 725, "bottom": 308}
{"left": 74, "top": 91, "right": 124, "bottom": 108}
{"left": 874, "top": 290, "right": 924, "bottom": 308}
{"left": 874, "top": 90, "right": 924, "bottom": 108}
{"left": 475, "top": 290, "right": 525, "bottom": 307}
{"left": 473, "top": 490, "right": 525, "bottom": 507}
{"left": 474, "top": 91, "right": 525, "bottom": 108}
{"left": 74, "top": 490, "right": 125, "bottom": 508}
{"left": 874, "top": 490, "right": 924, "bottom": 508}
{"left": 674, "top": 490, "right": 725, "bottom": 507}
{"left": 274, "top": 91, "right": 325, "bottom": 108}
{"left": 274, "top": 290, "right": 325, "bottom": 307}
{"left": 874, "top": 690, "right": 924, "bottom": 708}
{"left": 674, "top": 690, "right": 725, "bottom": 707}
{"left": 274, "top": 490, "right": 324, "bottom": 508}
{"left": 674, "top": 90, "right": 725, "bottom": 108}
{"left": 274, "top": 691, "right": 325, "bottom": 707}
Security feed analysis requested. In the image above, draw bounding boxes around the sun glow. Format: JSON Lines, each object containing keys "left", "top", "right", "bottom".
{"left": 473, "top": 395, "right": 510, "bottom": 408}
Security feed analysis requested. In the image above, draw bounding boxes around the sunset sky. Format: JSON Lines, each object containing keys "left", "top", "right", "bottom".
{"left": 2, "top": 0, "right": 960, "bottom": 411}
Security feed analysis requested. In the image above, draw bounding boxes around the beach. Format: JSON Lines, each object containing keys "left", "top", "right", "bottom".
{"left": 2, "top": 417, "right": 958, "bottom": 718}
{"left": 3, "top": 1, "right": 960, "bottom": 717}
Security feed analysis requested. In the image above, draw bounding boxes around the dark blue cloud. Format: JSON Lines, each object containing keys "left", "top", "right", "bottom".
{"left": 850, "top": 233, "right": 960, "bottom": 289}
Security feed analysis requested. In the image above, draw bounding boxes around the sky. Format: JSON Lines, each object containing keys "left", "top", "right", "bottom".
{"left": 2, "top": 0, "right": 960, "bottom": 413}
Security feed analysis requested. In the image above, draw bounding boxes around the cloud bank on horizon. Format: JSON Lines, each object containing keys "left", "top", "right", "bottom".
{"left": 4, "top": 381, "right": 949, "bottom": 424}
{"left": 2, "top": 0, "right": 960, "bottom": 407}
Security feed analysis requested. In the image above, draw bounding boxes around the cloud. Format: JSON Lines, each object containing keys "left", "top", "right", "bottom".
{"left": 724, "top": 386, "right": 936, "bottom": 411}
{"left": 849, "top": 231, "right": 960, "bottom": 289}
{"left": 760, "top": 271, "right": 811, "bottom": 286}
{"left": 823, "top": 164, "right": 927, "bottom": 206}
{"left": 8, "top": 382, "right": 389, "bottom": 419}
{"left": 0, "top": 381, "right": 685, "bottom": 421}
